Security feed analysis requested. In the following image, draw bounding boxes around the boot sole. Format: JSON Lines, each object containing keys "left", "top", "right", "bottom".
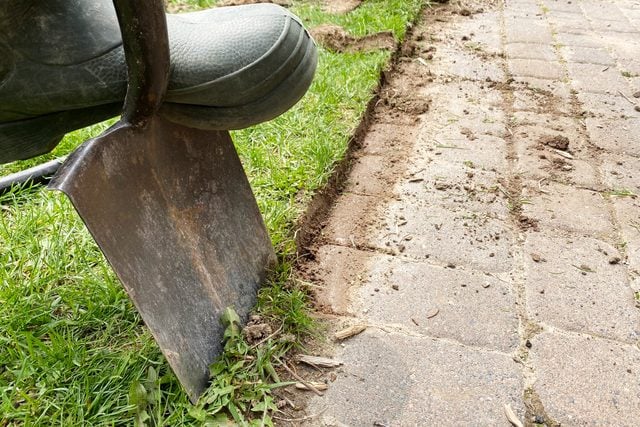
{"left": 0, "top": 104, "right": 122, "bottom": 163}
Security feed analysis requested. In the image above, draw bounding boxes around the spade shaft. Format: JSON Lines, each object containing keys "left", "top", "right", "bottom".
{"left": 0, "top": 158, "right": 64, "bottom": 195}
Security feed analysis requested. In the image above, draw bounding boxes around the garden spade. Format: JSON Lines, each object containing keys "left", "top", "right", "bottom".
{"left": 49, "top": 0, "right": 275, "bottom": 402}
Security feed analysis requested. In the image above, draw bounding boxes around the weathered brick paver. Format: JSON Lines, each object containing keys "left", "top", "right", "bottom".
{"left": 311, "top": 330, "right": 525, "bottom": 426}
{"left": 524, "top": 232, "right": 640, "bottom": 342}
{"left": 302, "top": 1, "right": 640, "bottom": 425}
{"left": 530, "top": 331, "right": 640, "bottom": 426}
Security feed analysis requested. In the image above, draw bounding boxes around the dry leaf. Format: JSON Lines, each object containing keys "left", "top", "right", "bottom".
{"left": 297, "top": 355, "right": 344, "bottom": 368}
{"left": 335, "top": 324, "right": 367, "bottom": 340}
{"left": 504, "top": 404, "right": 523, "bottom": 427}
{"left": 553, "top": 148, "right": 574, "bottom": 159}
{"left": 295, "top": 381, "right": 328, "bottom": 391}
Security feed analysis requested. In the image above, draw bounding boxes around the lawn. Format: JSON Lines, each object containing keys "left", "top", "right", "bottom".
{"left": 0, "top": 1, "right": 425, "bottom": 424}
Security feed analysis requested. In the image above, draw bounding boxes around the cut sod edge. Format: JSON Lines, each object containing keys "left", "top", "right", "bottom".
{"left": 294, "top": 5, "right": 427, "bottom": 256}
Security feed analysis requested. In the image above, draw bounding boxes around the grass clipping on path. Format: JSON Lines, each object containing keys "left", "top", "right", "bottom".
{"left": 0, "top": 0, "right": 424, "bottom": 424}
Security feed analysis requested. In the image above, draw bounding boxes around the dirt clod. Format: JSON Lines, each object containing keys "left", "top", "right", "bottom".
{"left": 518, "top": 216, "right": 540, "bottom": 232}
{"left": 540, "top": 135, "right": 570, "bottom": 151}
{"left": 310, "top": 24, "right": 395, "bottom": 53}
{"left": 378, "top": 82, "right": 431, "bottom": 115}
{"left": 435, "top": 181, "right": 451, "bottom": 190}
{"left": 243, "top": 323, "right": 273, "bottom": 344}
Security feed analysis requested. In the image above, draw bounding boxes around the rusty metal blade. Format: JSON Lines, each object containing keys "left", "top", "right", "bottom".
{"left": 50, "top": 117, "right": 276, "bottom": 401}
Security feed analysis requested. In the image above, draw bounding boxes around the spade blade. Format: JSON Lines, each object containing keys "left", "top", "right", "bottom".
{"left": 50, "top": 117, "right": 276, "bottom": 401}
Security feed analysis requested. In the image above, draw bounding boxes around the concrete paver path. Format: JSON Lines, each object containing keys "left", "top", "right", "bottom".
{"left": 302, "top": 0, "right": 640, "bottom": 425}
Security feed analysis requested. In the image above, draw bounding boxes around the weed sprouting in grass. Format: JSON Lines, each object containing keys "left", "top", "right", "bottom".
{"left": 0, "top": 0, "right": 426, "bottom": 424}
{"left": 182, "top": 308, "right": 295, "bottom": 426}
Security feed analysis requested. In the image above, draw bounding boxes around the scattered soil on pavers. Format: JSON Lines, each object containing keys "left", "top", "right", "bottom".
{"left": 276, "top": 10, "right": 435, "bottom": 424}
{"left": 295, "top": 22, "right": 427, "bottom": 255}
{"left": 293, "top": 0, "right": 516, "bottom": 414}
{"left": 377, "top": 71, "right": 431, "bottom": 116}
{"left": 310, "top": 24, "right": 396, "bottom": 53}
{"left": 321, "top": 0, "right": 363, "bottom": 14}
{"left": 524, "top": 388, "right": 560, "bottom": 427}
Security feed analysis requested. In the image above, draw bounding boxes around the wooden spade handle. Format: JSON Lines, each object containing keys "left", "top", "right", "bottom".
{"left": 113, "top": 0, "right": 170, "bottom": 126}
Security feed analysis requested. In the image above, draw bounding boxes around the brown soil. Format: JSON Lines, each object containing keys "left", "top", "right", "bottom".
{"left": 518, "top": 215, "right": 540, "bottom": 232}
{"left": 377, "top": 83, "right": 431, "bottom": 116}
{"left": 294, "top": 90, "right": 382, "bottom": 255}
{"left": 322, "top": 0, "right": 363, "bottom": 14}
{"left": 310, "top": 24, "right": 396, "bottom": 53}
{"left": 540, "top": 135, "right": 570, "bottom": 151}
{"left": 524, "top": 388, "right": 561, "bottom": 427}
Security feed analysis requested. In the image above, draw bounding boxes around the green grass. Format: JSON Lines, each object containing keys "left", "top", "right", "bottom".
{"left": 0, "top": 0, "right": 425, "bottom": 424}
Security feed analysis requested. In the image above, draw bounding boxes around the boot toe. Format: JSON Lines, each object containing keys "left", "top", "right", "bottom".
{"left": 165, "top": 4, "right": 317, "bottom": 111}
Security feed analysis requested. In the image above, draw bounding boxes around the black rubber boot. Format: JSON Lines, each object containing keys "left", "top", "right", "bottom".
{"left": 0, "top": 1, "right": 317, "bottom": 163}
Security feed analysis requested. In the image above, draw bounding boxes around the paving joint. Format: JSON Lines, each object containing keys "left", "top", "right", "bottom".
{"left": 317, "top": 312, "right": 520, "bottom": 357}
{"left": 500, "top": 2, "right": 553, "bottom": 425}
{"left": 538, "top": 321, "right": 640, "bottom": 349}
